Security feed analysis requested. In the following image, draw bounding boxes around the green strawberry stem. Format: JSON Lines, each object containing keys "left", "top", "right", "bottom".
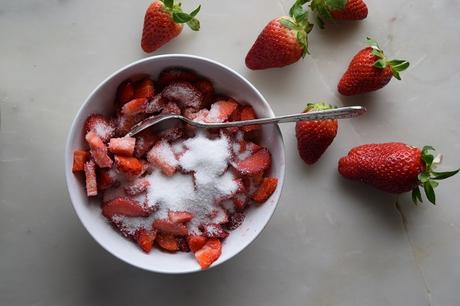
{"left": 305, "top": 102, "right": 336, "bottom": 112}
{"left": 280, "top": 0, "right": 314, "bottom": 57}
{"left": 160, "top": 0, "right": 201, "bottom": 31}
{"left": 310, "top": 0, "right": 347, "bottom": 28}
{"left": 412, "top": 146, "right": 459, "bottom": 205}
{"left": 366, "top": 37, "right": 410, "bottom": 80}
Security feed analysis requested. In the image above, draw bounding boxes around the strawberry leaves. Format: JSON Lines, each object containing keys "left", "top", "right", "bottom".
{"left": 413, "top": 145, "right": 459, "bottom": 205}
{"left": 161, "top": 0, "right": 201, "bottom": 31}
{"left": 366, "top": 37, "right": 410, "bottom": 80}
{"left": 281, "top": 0, "right": 314, "bottom": 57}
{"left": 310, "top": 0, "right": 346, "bottom": 27}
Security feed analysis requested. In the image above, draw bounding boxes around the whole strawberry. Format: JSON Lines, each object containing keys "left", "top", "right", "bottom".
{"left": 245, "top": 0, "right": 313, "bottom": 70}
{"left": 338, "top": 38, "right": 409, "bottom": 96}
{"left": 296, "top": 103, "right": 338, "bottom": 164}
{"left": 311, "top": 0, "right": 368, "bottom": 27}
{"left": 141, "top": 0, "right": 201, "bottom": 53}
{"left": 339, "top": 143, "right": 459, "bottom": 204}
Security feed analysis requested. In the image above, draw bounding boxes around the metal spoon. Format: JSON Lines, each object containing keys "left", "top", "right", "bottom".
{"left": 126, "top": 105, "right": 366, "bottom": 137}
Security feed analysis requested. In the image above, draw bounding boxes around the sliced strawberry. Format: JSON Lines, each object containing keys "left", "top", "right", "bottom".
{"left": 83, "top": 114, "right": 115, "bottom": 143}
{"left": 185, "top": 108, "right": 209, "bottom": 122}
{"left": 121, "top": 98, "right": 148, "bottom": 116}
{"left": 97, "top": 167, "right": 118, "bottom": 191}
{"left": 252, "top": 177, "right": 278, "bottom": 203}
{"left": 72, "top": 149, "right": 90, "bottom": 172}
{"left": 176, "top": 236, "right": 190, "bottom": 252}
{"left": 225, "top": 212, "right": 245, "bottom": 230}
{"left": 84, "top": 160, "right": 98, "bottom": 197}
{"left": 114, "top": 155, "right": 144, "bottom": 177}
{"left": 193, "top": 78, "right": 214, "bottom": 105}
{"left": 206, "top": 99, "right": 239, "bottom": 123}
{"left": 124, "top": 178, "right": 150, "bottom": 196}
{"left": 200, "top": 224, "right": 229, "bottom": 239}
{"left": 115, "top": 113, "right": 146, "bottom": 136}
{"left": 161, "top": 101, "right": 181, "bottom": 115}
{"left": 161, "top": 81, "right": 203, "bottom": 110}
{"left": 195, "top": 239, "right": 222, "bottom": 269}
{"left": 153, "top": 219, "right": 188, "bottom": 236}
{"left": 240, "top": 106, "right": 260, "bottom": 132}
{"left": 102, "top": 197, "right": 149, "bottom": 218}
{"left": 134, "top": 130, "right": 158, "bottom": 158}
{"left": 116, "top": 81, "right": 134, "bottom": 106}
{"left": 135, "top": 229, "right": 157, "bottom": 253}
{"left": 156, "top": 233, "right": 179, "bottom": 252}
{"left": 168, "top": 211, "right": 193, "bottom": 223}
{"left": 233, "top": 193, "right": 248, "bottom": 211}
{"left": 85, "top": 131, "right": 113, "bottom": 168}
{"left": 133, "top": 78, "right": 155, "bottom": 99}
{"left": 158, "top": 67, "right": 199, "bottom": 87}
{"left": 187, "top": 235, "right": 208, "bottom": 253}
{"left": 234, "top": 148, "right": 271, "bottom": 176}
{"left": 147, "top": 140, "right": 178, "bottom": 176}
{"left": 145, "top": 95, "right": 167, "bottom": 114}
{"left": 108, "top": 136, "right": 136, "bottom": 156}
{"left": 158, "top": 127, "right": 183, "bottom": 142}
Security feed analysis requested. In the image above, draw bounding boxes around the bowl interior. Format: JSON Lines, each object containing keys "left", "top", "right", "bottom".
{"left": 65, "top": 55, "right": 285, "bottom": 273}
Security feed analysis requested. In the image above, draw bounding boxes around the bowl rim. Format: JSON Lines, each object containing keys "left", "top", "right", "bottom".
{"left": 65, "top": 54, "right": 286, "bottom": 274}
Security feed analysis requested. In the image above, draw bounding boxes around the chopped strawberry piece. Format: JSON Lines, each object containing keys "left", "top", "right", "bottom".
{"left": 72, "top": 149, "right": 90, "bottom": 172}
{"left": 147, "top": 140, "right": 178, "bottom": 176}
{"left": 85, "top": 131, "right": 113, "bottom": 168}
{"left": 158, "top": 127, "right": 183, "bottom": 142}
{"left": 116, "top": 81, "right": 134, "bottom": 106}
{"left": 161, "top": 101, "right": 181, "bottom": 115}
{"left": 209, "top": 207, "right": 229, "bottom": 224}
{"left": 134, "top": 130, "right": 158, "bottom": 158}
{"left": 97, "top": 167, "right": 118, "bottom": 191}
{"left": 200, "top": 224, "right": 229, "bottom": 239}
{"left": 195, "top": 239, "right": 222, "bottom": 269}
{"left": 187, "top": 235, "right": 208, "bottom": 253}
{"left": 83, "top": 114, "right": 115, "bottom": 143}
{"left": 135, "top": 229, "right": 157, "bottom": 253}
{"left": 233, "top": 193, "right": 248, "bottom": 211}
{"left": 252, "top": 177, "right": 278, "bottom": 203}
{"left": 84, "top": 160, "right": 98, "bottom": 197}
{"left": 168, "top": 211, "right": 193, "bottom": 223}
{"left": 114, "top": 155, "right": 144, "bottom": 177}
{"left": 193, "top": 78, "right": 214, "bottom": 104}
{"left": 234, "top": 148, "right": 271, "bottom": 176}
{"left": 225, "top": 105, "right": 242, "bottom": 133}
{"left": 153, "top": 219, "right": 188, "bottom": 236}
{"left": 102, "top": 197, "right": 149, "bottom": 218}
{"left": 108, "top": 136, "right": 136, "bottom": 157}
{"left": 156, "top": 233, "right": 179, "bottom": 252}
{"left": 158, "top": 67, "right": 199, "bottom": 87}
{"left": 225, "top": 212, "right": 245, "bottom": 230}
{"left": 121, "top": 98, "right": 148, "bottom": 116}
{"left": 115, "top": 113, "right": 146, "bottom": 136}
{"left": 145, "top": 94, "right": 167, "bottom": 113}
{"left": 176, "top": 236, "right": 190, "bottom": 252}
{"left": 124, "top": 178, "right": 150, "bottom": 196}
{"left": 206, "top": 99, "right": 239, "bottom": 123}
{"left": 240, "top": 106, "right": 260, "bottom": 132}
{"left": 161, "top": 81, "right": 203, "bottom": 110}
{"left": 133, "top": 78, "right": 155, "bottom": 99}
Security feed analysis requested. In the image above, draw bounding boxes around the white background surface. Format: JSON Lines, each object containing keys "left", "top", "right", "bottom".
{"left": 1, "top": 0, "right": 459, "bottom": 305}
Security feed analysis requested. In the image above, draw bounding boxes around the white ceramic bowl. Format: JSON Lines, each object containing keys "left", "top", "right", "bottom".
{"left": 65, "top": 54, "right": 285, "bottom": 273}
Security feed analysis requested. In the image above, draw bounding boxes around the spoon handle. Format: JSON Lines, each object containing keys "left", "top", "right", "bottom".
{"left": 192, "top": 106, "right": 366, "bottom": 129}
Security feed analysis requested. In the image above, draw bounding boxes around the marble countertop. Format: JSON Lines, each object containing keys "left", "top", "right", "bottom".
{"left": 1, "top": 0, "right": 459, "bottom": 305}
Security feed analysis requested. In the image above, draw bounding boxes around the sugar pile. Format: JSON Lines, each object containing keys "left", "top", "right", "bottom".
{"left": 111, "top": 131, "right": 239, "bottom": 235}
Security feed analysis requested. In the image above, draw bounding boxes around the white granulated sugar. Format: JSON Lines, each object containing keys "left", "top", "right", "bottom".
{"left": 171, "top": 141, "right": 186, "bottom": 155}
{"left": 150, "top": 140, "right": 178, "bottom": 167}
{"left": 94, "top": 122, "right": 114, "bottom": 139}
{"left": 112, "top": 214, "right": 157, "bottom": 236}
{"left": 206, "top": 103, "right": 221, "bottom": 122}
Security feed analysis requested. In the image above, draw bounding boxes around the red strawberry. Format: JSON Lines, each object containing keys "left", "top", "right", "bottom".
{"left": 225, "top": 212, "right": 245, "bottom": 231}
{"left": 168, "top": 211, "right": 193, "bottom": 223}
{"left": 156, "top": 233, "right": 179, "bottom": 252}
{"left": 234, "top": 148, "right": 271, "bottom": 176}
{"left": 108, "top": 136, "right": 136, "bottom": 157}
{"left": 97, "top": 167, "right": 119, "bottom": 191}
{"left": 134, "top": 130, "right": 158, "bottom": 158}
{"left": 133, "top": 78, "right": 155, "bottom": 99}
{"left": 135, "top": 229, "right": 157, "bottom": 253}
{"left": 200, "top": 224, "right": 229, "bottom": 239}
{"left": 239, "top": 106, "right": 260, "bottom": 132}
{"left": 245, "top": 1, "right": 313, "bottom": 70}
{"left": 72, "top": 149, "right": 90, "bottom": 172}
{"left": 114, "top": 155, "right": 144, "bottom": 177}
{"left": 83, "top": 114, "right": 115, "bottom": 143}
{"left": 187, "top": 235, "right": 208, "bottom": 252}
{"left": 338, "top": 38, "right": 410, "bottom": 96}
{"left": 310, "top": 0, "right": 368, "bottom": 26}
{"left": 161, "top": 81, "right": 204, "bottom": 110}
{"left": 124, "top": 178, "right": 150, "bottom": 196}
{"left": 121, "top": 98, "right": 149, "bottom": 116}
{"left": 102, "top": 197, "right": 150, "bottom": 218}
{"left": 147, "top": 140, "right": 178, "bottom": 176}
{"left": 338, "top": 143, "right": 459, "bottom": 205}
{"left": 116, "top": 81, "right": 134, "bottom": 106}
{"left": 176, "top": 236, "right": 191, "bottom": 252}
{"left": 158, "top": 67, "right": 199, "bottom": 87}
{"left": 206, "top": 100, "right": 239, "bottom": 123}
{"left": 195, "top": 239, "right": 222, "bottom": 269}
{"left": 295, "top": 103, "right": 338, "bottom": 164}
{"left": 146, "top": 94, "right": 167, "bottom": 114}
{"left": 252, "top": 177, "right": 278, "bottom": 204}
{"left": 84, "top": 160, "right": 98, "bottom": 197}
{"left": 115, "top": 113, "right": 147, "bottom": 137}
{"left": 85, "top": 131, "right": 113, "bottom": 168}
{"left": 193, "top": 78, "right": 214, "bottom": 105}
{"left": 141, "top": 0, "right": 201, "bottom": 53}
{"left": 153, "top": 219, "right": 188, "bottom": 236}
